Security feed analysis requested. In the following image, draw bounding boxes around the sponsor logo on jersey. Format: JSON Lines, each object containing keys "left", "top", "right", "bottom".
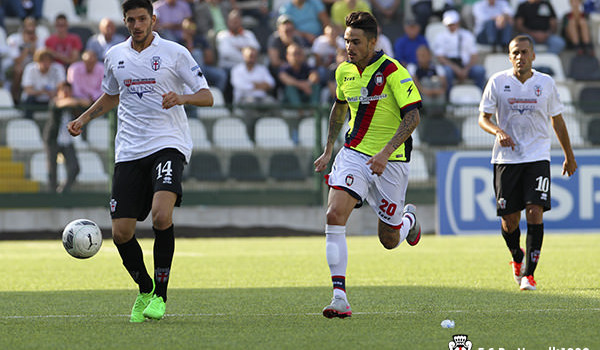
{"left": 117, "top": 60, "right": 125, "bottom": 69}
{"left": 347, "top": 87, "right": 388, "bottom": 104}
{"left": 507, "top": 97, "right": 537, "bottom": 114}
{"left": 110, "top": 198, "right": 117, "bottom": 213}
{"left": 503, "top": 85, "right": 510, "bottom": 91}
{"left": 124, "top": 78, "right": 156, "bottom": 98}
{"left": 344, "top": 76, "right": 355, "bottom": 82}
{"left": 151, "top": 56, "right": 161, "bottom": 71}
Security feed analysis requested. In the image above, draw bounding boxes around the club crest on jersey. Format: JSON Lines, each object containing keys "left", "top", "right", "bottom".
{"left": 534, "top": 84, "right": 542, "bottom": 96}
{"left": 151, "top": 56, "right": 161, "bottom": 71}
{"left": 374, "top": 72, "right": 384, "bottom": 86}
{"left": 345, "top": 174, "right": 354, "bottom": 186}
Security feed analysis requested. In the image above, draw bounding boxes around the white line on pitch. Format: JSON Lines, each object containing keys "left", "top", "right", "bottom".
{"left": 2, "top": 308, "right": 599, "bottom": 320}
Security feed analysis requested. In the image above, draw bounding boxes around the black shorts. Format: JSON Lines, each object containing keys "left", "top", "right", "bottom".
{"left": 493, "top": 160, "right": 551, "bottom": 216}
{"left": 110, "top": 148, "right": 186, "bottom": 221}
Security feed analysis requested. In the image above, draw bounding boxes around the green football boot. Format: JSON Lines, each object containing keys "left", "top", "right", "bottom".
{"left": 130, "top": 280, "right": 155, "bottom": 323}
{"left": 143, "top": 295, "right": 166, "bottom": 320}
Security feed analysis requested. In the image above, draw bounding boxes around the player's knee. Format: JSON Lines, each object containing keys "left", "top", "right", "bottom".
{"left": 326, "top": 208, "right": 347, "bottom": 226}
{"left": 152, "top": 210, "right": 173, "bottom": 230}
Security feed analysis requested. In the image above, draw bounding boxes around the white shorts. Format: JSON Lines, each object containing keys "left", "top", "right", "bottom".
{"left": 326, "top": 147, "right": 410, "bottom": 228}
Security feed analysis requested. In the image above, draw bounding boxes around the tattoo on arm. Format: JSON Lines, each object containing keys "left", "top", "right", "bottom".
{"left": 388, "top": 108, "right": 420, "bottom": 150}
{"left": 326, "top": 104, "right": 347, "bottom": 146}
{"left": 89, "top": 106, "right": 104, "bottom": 120}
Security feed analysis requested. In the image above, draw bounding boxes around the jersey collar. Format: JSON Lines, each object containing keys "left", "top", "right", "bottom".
{"left": 126, "top": 31, "right": 161, "bottom": 52}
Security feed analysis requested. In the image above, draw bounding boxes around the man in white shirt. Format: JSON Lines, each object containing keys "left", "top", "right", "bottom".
{"left": 472, "top": 0, "right": 513, "bottom": 51}
{"left": 215, "top": 9, "right": 260, "bottom": 70}
{"left": 433, "top": 10, "right": 486, "bottom": 90}
{"left": 68, "top": 0, "right": 213, "bottom": 323}
{"left": 21, "top": 48, "right": 65, "bottom": 119}
{"left": 230, "top": 46, "right": 275, "bottom": 104}
{"left": 478, "top": 35, "right": 577, "bottom": 291}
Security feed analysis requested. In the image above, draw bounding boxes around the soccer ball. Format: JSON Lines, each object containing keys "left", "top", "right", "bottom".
{"left": 62, "top": 219, "right": 103, "bottom": 259}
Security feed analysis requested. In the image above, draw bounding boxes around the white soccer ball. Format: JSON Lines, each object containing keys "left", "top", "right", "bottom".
{"left": 62, "top": 219, "right": 103, "bottom": 259}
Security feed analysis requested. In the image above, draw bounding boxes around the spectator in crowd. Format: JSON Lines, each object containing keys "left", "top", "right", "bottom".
{"left": 230, "top": 0, "right": 272, "bottom": 49}
{"left": 564, "top": 0, "right": 593, "bottom": 55}
{"left": 153, "top": 0, "right": 192, "bottom": 42}
{"left": 473, "top": 0, "right": 514, "bottom": 52}
{"left": 45, "top": 14, "right": 83, "bottom": 67}
{"left": 406, "top": 45, "right": 447, "bottom": 115}
{"left": 410, "top": 0, "right": 433, "bottom": 34}
{"left": 279, "top": 43, "right": 320, "bottom": 107}
{"left": 67, "top": 50, "right": 103, "bottom": 102}
{"left": 267, "top": 15, "right": 308, "bottom": 91}
{"left": 216, "top": 9, "right": 260, "bottom": 70}
{"left": 191, "top": 0, "right": 229, "bottom": 39}
{"left": 324, "top": 48, "right": 346, "bottom": 103}
{"left": 231, "top": 46, "right": 276, "bottom": 104}
{"left": 279, "top": 0, "right": 330, "bottom": 44}
{"left": 514, "top": 0, "right": 565, "bottom": 55}
{"left": 4, "top": 17, "right": 45, "bottom": 104}
{"left": 0, "top": 0, "right": 42, "bottom": 27}
{"left": 43, "top": 82, "right": 87, "bottom": 193}
{"left": 180, "top": 18, "right": 227, "bottom": 92}
{"left": 375, "top": 25, "right": 393, "bottom": 56}
{"left": 312, "top": 24, "right": 344, "bottom": 86}
{"left": 433, "top": 10, "right": 486, "bottom": 91}
{"left": 371, "top": 0, "right": 402, "bottom": 25}
{"left": 393, "top": 18, "right": 428, "bottom": 66}
{"left": 331, "top": 0, "right": 371, "bottom": 28}
{"left": 86, "top": 18, "right": 127, "bottom": 62}
{"left": 21, "top": 48, "right": 66, "bottom": 119}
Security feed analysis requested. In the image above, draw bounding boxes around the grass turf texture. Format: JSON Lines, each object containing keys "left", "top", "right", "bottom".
{"left": 1, "top": 234, "right": 598, "bottom": 349}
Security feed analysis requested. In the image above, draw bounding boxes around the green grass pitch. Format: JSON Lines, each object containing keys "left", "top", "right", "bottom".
{"left": 1, "top": 234, "right": 599, "bottom": 349}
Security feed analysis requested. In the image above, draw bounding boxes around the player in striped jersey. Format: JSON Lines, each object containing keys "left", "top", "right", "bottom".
{"left": 314, "top": 11, "right": 423, "bottom": 318}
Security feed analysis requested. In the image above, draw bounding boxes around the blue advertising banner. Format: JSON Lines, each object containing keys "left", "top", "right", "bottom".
{"left": 436, "top": 149, "right": 600, "bottom": 235}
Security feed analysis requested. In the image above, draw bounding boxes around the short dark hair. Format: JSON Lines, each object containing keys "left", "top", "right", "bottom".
{"left": 510, "top": 34, "right": 535, "bottom": 51}
{"left": 122, "top": 0, "right": 153, "bottom": 18}
{"left": 345, "top": 11, "right": 378, "bottom": 40}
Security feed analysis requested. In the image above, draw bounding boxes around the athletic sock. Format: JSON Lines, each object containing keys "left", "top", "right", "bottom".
{"left": 502, "top": 227, "right": 524, "bottom": 263}
{"left": 325, "top": 224, "right": 348, "bottom": 300}
{"left": 115, "top": 236, "right": 153, "bottom": 293}
{"left": 525, "top": 224, "right": 544, "bottom": 276}
{"left": 398, "top": 214, "right": 415, "bottom": 244}
{"left": 153, "top": 225, "right": 175, "bottom": 302}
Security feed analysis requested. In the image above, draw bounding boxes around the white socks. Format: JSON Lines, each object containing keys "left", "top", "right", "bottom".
{"left": 398, "top": 214, "right": 415, "bottom": 245}
{"left": 326, "top": 224, "right": 348, "bottom": 300}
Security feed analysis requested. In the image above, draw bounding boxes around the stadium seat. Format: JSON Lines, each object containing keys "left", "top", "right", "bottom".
{"left": 462, "top": 116, "right": 492, "bottom": 147}
{"left": 0, "top": 88, "right": 22, "bottom": 119}
{"left": 42, "top": 0, "right": 80, "bottom": 23}
{"left": 568, "top": 55, "right": 600, "bottom": 81}
{"left": 587, "top": 118, "right": 600, "bottom": 145}
{"left": 533, "top": 53, "right": 565, "bottom": 82}
{"left": 30, "top": 151, "right": 66, "bottom": 183}
{"left": 189, "top": 152, "right": 225, "bottom": 181}
{"left": 85, "top": 0, "right": 123, "bottom": 23}
{"left": 197, "top": 86, "right": 231, "bottom": 119}
{"left": 448, "top": 84, "right": 482, "bottom": 118}
{"left": 424, "top": 21, "right": 445, "bottom": 47}
{"left": 87, "top": 118, "right": 111, "bottom": 151}
{"left": 254, "top": 117, "right": 295, "bottom": 149}
{"left": 77, "top": 151, "right": 109, "bottom": 183}
{"left": 69, "top": 25, "right": 95, "bottom": 47}
{"left": 298, "top": 117, "right": 327, "bottom": 148}
{"left": 6, "top": 119, "right": 44, "bottom": 151}
{"left": 409, "top": 150, "right": 429, "bottom": 182}
{"left": 420, "top": 117, "right": 462, "bottom": 146}
{"left": 578, "top": 87, "right": 600, "bottom": 114}
{"left": 483, "top": 53, "right": 511, "bottom": 79}
{"left": 268, "top": 152, "right": 305, "bottom": 181}
{"left": 229, "top": 152, "right": 265, "bottom": 181}
{"left": 188, "top": 119, "right": 212, "bottom": 150}
{"left": 213, "top": 117, "right": 254, "bottom": 150}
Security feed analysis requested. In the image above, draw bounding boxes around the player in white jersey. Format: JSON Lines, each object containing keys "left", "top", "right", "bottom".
{"left": 67, "top": 0, "right": 213, "bottom": 322}
{"left": 478, "top": 35, "right": 577, "bottom": 291}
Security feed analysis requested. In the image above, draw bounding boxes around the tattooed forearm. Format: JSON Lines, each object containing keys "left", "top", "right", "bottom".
{"left": 326, "top": 103, "right": 348, "bottom": 147}
{"left": 89, "top": 106, "right": 105, "bottom": 120}
{"left": 387, "top": 108, "right": 420, "bottom": 150}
